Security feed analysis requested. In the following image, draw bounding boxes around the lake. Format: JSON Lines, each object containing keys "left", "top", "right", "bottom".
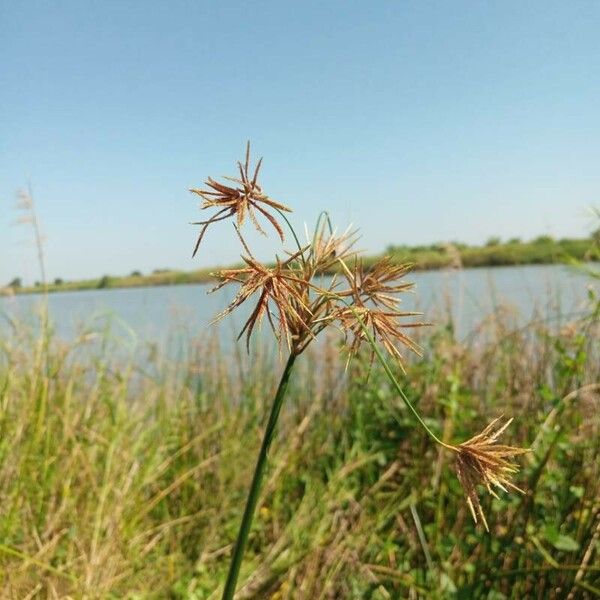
{"left": 0, "top": 264, "right": 596, "bottom": 353}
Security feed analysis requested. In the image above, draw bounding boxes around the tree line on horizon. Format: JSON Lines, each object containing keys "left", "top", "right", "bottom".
{"left": 4, "top": 231, "right": 599, "bottom": 291}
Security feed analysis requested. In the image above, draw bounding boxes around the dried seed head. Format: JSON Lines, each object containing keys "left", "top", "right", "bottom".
{"left": 332, "top": 257, "right": 427, "bottom": 365}
{"left": 190, "top": 142, "right": 291, "bottom": 256}
{"left": 349, "top": 256, "right": 414, "bottom": 310}
{"left": 335, "top": 305, "right": 424, "bottom": 366}
{"left": 309, "top": 225, "right": 359, "bottom": 274}
{"left": 454, "top": 416, "right": 530, "bottom": 531}
{"left": 210, "top": 250, "right": 311, "bottom": 352}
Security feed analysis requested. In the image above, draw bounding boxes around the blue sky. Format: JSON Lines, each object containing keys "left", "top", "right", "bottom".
{"left": 2, "top": 1, "right": 599, "bottom": 284}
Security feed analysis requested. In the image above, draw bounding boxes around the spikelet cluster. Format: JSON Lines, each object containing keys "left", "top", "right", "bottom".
{"left": 190, "top": 142, "right": 291, "bottom": 256}
{"left": 191, "top": 144, "right": 423, "bottom": 361}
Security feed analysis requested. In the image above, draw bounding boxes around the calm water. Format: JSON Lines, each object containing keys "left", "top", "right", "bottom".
{"left": 0, "top": 264, "right": 595, "bottom": 350}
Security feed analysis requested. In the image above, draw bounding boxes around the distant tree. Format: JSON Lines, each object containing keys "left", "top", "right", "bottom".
{"left": 152, "top": 268, "right": 171, "bottom": 274}
{"left": 508, "top": 237, "right": 521, "bottom": 244}
{"left": 485, "top": 237, "right": 501, "bottom": 247}
{"left": 592, "top": 227, "right": 600, "bottom": 245}
{"left": 97, "top": 275, "right": 111, "bottom": 289}
{"left": 533, "top": 235, "right": 554, "bottom": 245}
{"left": 130, "top": 270, "right": 142, "bottom": 277}
{"left": 450, "top": 241, "right": 469, "bottom": 250}
{"left": 8, "top": 277, "right": 22, "bottom": 288}
{"left": 34, "top": 281, "right": 41, "bottom": 287}
{"left": 54, "top": 277, "right": 64, "bottom": 285}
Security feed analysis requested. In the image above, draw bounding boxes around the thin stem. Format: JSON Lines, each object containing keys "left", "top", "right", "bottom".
{"left": 327, "top": 263, "right": 455, "bottom": 451}
{"left": 221, "top": 353, "right": 297, "bottom": 600}
{"left": 274, "top": 207, "right": 305, "bottom": 261}
{"left": 349, "top": 300, "right": 454, "bottom": 450}
{"left": 27, "top": 182, "right": 47, "bottom": 291}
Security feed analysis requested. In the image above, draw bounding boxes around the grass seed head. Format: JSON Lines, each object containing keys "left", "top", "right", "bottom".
{"left": 334, "top": 305, "right": 425, "bottom": 367}
{"left": 454, "top": 416, "right": 530, "bottom": 531}
{"left": 349, "top": 256, "right": 415, "bottom": 310}
{"left": 309, "top": 225, "right": 359, "bottom": 275}
{"left": 332, "top": 257, "right": 427, "bottom": 365}
{"left": 210, "top": 252, "right": 311, "bottom": 353}
{"left": 190, "top": 142, "right": 291, "bottom": 256}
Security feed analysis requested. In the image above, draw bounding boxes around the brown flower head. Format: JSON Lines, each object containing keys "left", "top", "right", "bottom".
{"left": 251, "top": 223, "right": 360, "bottom": 354}
{"left": 190, "top": 142, "right": 291, "bottom": 256}
{"left": 210, "top": 246, "right": 311, "bottom": 352}
{"left": 454, "top": 416, "right": 530, "bottom": 531}
{"left": 331, "top": 257, "right": 427, "bottom": 366}
{"left": 335, "top": 305, "right": 424, "bottom": 365}
{"left": 308, "top": 224, "right": 359, "bottom": 275}
{"left": 349, "top": 256, "right": 414, "bottom": 309}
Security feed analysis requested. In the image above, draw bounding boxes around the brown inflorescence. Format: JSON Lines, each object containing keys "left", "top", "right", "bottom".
{"left": 190, "top": 142, "right": 291, "bottom": 256}
{"left": 454, "top": 416, "right": 530, "bottom": 531}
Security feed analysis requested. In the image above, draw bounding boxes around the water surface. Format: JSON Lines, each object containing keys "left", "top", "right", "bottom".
{"left": 1, "top": 264, "right": 594, "bottom": 351}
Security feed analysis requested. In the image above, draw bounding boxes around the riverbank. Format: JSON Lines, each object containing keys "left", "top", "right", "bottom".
{"left": 3, "top": 235, "right": 595, "bottom": 296}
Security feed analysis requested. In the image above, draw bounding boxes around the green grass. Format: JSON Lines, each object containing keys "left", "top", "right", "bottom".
{"left": 5, "top": 267, "right": 220, "bottom": 295}
{"left": 383, "top": 236, "right": 595, "bottom": 270}
{"left": 4, "top": 235, "right": 596, "bottom": 296}
{"left": 0, "top": 293, "right": 598, "bottom": 598}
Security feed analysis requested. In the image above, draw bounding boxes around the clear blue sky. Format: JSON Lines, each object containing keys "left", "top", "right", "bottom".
{"left": 2, "top": 1, "right": 599, "bottom": 284}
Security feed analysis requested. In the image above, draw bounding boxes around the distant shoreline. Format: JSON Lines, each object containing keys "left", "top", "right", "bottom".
{"left": 2, "top": 236, "right": 596, "bottom": 297}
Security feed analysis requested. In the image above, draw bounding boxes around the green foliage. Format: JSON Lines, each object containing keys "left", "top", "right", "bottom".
{"left": 97, "top": 275, "right": 112, "bottom": 288}
{"left": 374, "top": 235, "right": 594, "bottom": 273}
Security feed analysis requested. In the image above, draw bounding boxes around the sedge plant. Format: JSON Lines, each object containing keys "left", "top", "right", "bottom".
{"left": 190, "top": 143, "right": 530, "bottom": 599}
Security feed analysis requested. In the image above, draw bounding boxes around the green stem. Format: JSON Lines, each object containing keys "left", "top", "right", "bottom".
{"left": 327, "top": 277, "right": 455, "bottom": 451}
{"left": 353, "top": 309, "right": 451, "bottom": 449}
{"left": 274, "top": 208, "right": 305, "bottom": 258}
{"left": 221, "top": 353, "right": 297, "bottom": 600}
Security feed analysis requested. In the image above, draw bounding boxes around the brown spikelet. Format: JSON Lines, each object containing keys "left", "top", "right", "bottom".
{"left": 335, "top": 305, "right": 424, "bottom": 367}
{"left": 309, "top": 225, "right": 359, "bottom": 274}
{"left": 332, "top": 257, "right": 428, "bottom": 365}
{"left": 454, "top": 416, "right": 530, "bottom": 531}
{"left": 190, "top": 142, "right": 291, "bottom": 256}
{"left": 210, "top": 250, "right": 311, "bottom": 352}
{"left": 351, "top": 256, "right": 415, "bottom": 309}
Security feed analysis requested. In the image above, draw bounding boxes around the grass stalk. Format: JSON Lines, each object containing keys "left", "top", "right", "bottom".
{"left": 221, "top": 353, "right": 297, "bottom": 600}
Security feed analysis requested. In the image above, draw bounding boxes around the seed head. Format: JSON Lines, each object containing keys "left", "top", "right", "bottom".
{"left": 348, "top": 256, "right": 414, "bottom": 310}
{"left": 190, "top": 142, "right": 291, "bottom": 256}
{"left": 308, "top": 225, "right": 359, "bottom": 275}
{"left": 333, "top": 257, "right": 427, "bottom": 365}
{"left": 454, "top": 416, "right": 530, "bottom": 531}
{"left": 210, "top": 250, "right": 311, "bottom": 352}
{"left": 335, "top": 305, "right": 424, "bottom": 366}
